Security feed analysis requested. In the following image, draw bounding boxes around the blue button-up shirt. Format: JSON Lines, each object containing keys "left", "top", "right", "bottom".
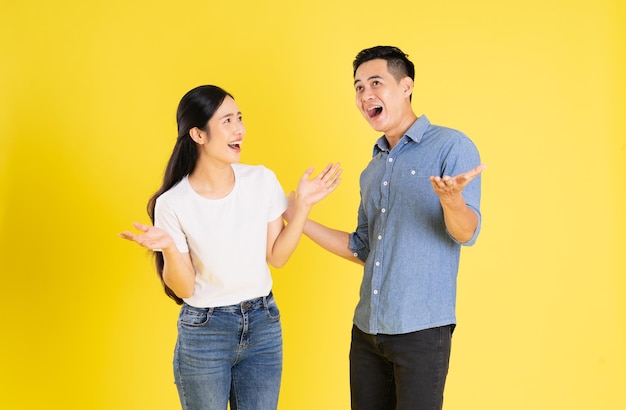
{"left": 349, "top": 115, "right": 482, "bottom": 335}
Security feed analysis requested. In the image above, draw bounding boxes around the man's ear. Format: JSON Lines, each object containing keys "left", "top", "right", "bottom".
{"left": 401, "top": 77, "right": 414, "bottom": 97}
{"left": 189, "top": 127, "right": 206, "bottom": 144}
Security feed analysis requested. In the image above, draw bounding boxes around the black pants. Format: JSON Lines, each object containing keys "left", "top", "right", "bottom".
{"left": 350, "top": 324, "right": 454, "bottom": 410}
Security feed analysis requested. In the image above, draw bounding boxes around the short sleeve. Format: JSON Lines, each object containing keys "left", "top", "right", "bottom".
{"left": 265, "top": 169, "right": 289, "bottom": 222}
{"left": 154, "top": 196, "right": 189, "bottom": 253}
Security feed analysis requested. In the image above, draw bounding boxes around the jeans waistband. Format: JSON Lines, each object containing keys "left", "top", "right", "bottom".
{"left": 188, "top": 291, "right": 273, "bottom": 313}
{"left": 237, "top": 291, "right": 272, "bottom": 312}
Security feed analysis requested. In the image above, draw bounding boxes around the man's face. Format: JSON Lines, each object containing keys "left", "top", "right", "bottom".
{"left": 354, "top": 59, "right": 412, "bottom": 135}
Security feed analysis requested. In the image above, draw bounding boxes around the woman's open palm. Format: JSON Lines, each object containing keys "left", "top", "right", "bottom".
{"left": 296, "top": 163, "right": 342, "bottom": 206}
{"left": 119, "top": 222, "right": 174, "bottom": 251}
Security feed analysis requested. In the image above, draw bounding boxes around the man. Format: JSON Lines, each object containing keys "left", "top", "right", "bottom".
{"left": 298, "top": 46, "right": 485, "bottom": 409}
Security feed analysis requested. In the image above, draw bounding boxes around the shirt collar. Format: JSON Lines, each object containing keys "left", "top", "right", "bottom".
{"left": 372, "top": 115, "right": 431, "bottom": 156}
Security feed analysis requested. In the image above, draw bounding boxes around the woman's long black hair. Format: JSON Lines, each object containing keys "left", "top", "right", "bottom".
{"left": 147, "top": 85, "right": 233, "bottom": 304}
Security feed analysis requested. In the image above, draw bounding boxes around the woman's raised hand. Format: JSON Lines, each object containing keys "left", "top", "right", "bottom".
{"left": 296, "top": 163, "right": 342, "bottom": 207}
{"left": 119, "top": 222, "right": 174, "bottom": 251}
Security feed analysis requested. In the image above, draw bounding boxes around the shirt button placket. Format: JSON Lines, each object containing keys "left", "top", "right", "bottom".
{"left": 371, "top": 155, "right": 393, "bottom": 332}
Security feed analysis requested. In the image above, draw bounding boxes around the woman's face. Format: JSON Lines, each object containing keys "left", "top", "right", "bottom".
{"left": 202, "top": 96, "right": 245, "bottom": 164}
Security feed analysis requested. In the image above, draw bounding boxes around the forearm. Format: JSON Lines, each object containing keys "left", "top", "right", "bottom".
{"left": 440, "top": 195, "right": 479, "bottom": 243}
{"left": 161, "top": 247, "right": 196, "bottom": 298}
{"left": 267, "top": 201, "right": 311, "bottom": 268}
{"left": 303, "top": 219, "right": 363, "bottom": 265}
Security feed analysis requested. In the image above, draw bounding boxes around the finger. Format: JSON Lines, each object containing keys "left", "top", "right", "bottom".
{"left": 324, "top": 171, "right": 341, "bottom": 188}
{"left": 329, "top": 163, "right": 342, "bottom": 179}
{"left": 315, "top": 163, "right": 334, "bottom": 181}
{"left": 431, "top": 176, "right": 446, "bottom": 187}
{"left": 329, "top": 176, "right": 342, "bottom": 190}
{"left": 323, "top": 163, "right": 342, "bottom": 184}
{"left": 457, "top": 164, "right": 487, "bottom": 185}
{"left": 331, "top": 168, "right": 343, "bottom": 180}
{"left": 301, "top": 166, "right": 315, "bottom": 181}
{"left": 321, "top": 162, "right": 333, "bottom": 174}
{"left": 119, "top": 231, "right": 142, "bottom": 244}
{"left": 464, "top": 164, "right": 487, "bottom": 179}
{"left": 118, "top": 231, "right": 133, "bottom": 240}
{"left": 321, "top": 165, "right": 337, "bottom": 181}
{"left": 473, "top": 164, "right": 487, "bottom": 174}
{"left": 431, "top": 176, "right": 451, "bottom": 191}
{"left": 132, "top": 221, "right": 150, "bottom": 232}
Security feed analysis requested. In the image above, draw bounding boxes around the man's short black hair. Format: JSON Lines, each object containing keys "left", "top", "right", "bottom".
{"left": 353, "top": 46, "right": 415, "bottom": 81}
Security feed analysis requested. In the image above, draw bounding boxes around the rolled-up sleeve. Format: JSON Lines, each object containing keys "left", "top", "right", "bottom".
{"left": 443, "top": 135, "right": 482, "bottom": 246}
{"left": 349, "top": 200, "right": 370, "bottom": 262}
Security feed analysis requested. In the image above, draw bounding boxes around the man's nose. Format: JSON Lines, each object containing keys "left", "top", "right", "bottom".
{"left": 361, "top": 89, "right": 374, "bottom": 101}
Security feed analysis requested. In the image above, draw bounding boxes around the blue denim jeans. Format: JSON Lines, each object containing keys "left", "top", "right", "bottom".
{"left": 350, "top": 324, "right": 454, "bottom": 410}
{"left": 173, "top": 292, "right": 282, "bottom": 410}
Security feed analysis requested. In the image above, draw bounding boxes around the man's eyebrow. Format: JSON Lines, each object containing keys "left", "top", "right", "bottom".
{"left": 354, "top": 75, "right": 384, "bottom": 86}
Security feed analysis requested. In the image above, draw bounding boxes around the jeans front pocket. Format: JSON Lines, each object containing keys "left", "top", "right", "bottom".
{"left": 264, "top": 296, "right": 280, "bottom": 321}
{"left": 178, "top": 305, "right": 212, "bottom": 328}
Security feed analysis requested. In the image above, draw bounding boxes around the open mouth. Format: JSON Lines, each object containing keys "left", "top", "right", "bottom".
{"left": 228, "top": 142, "right": 241, "bottom": 151}
{"left": 367, "top": 105, "right": 383, "bottom": 119}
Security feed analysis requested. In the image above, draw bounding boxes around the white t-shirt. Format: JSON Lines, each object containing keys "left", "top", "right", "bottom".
{"left": 154, "top": 164, "right": 288, "bottom": 307}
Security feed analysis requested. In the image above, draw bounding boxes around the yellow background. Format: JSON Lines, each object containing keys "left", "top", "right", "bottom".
{"left": 1, "top": 0, "right": 624, "bottom": 409}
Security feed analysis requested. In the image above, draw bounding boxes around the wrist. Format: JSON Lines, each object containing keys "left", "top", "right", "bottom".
{"left": 293, "top": 196, "right": 313, "bottom": 213}
{"left": 439, "top": 193, "right": 465, "bottom": 209}
{"left": 159, "top": 242, "right": 178, "bottom": 255}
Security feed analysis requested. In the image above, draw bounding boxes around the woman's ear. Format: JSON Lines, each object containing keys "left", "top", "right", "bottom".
{"left": 189, "top": 127, "right": 206, "bottom": 144}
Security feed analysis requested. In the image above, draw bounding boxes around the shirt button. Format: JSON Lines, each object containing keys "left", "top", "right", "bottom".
{"left": 353, "top": 252, "right": 358, "bottom": 257}
{"left": 383, "top": 181, "right": 388, "bottom": 186}
{"left": 411, "top": 170, "right": 416, "bottom": 175}
{"left": 381, "top": 208, "right": 386, "bottom": 213}
{"left": 373, "top": 290, "right": 379, "bottom": 295}
{"left": 388, "top": 158, "right": 393, "bottom": 163}
{"left": 375, "top": 261, "right": 380, "bottom": 266}
{"left": 377, "top": 235, "right": 382, "bottom": 240}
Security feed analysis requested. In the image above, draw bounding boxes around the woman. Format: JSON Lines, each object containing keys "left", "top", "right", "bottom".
{"left": 119, "top": 85, "right": 341, "bottom": 410}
